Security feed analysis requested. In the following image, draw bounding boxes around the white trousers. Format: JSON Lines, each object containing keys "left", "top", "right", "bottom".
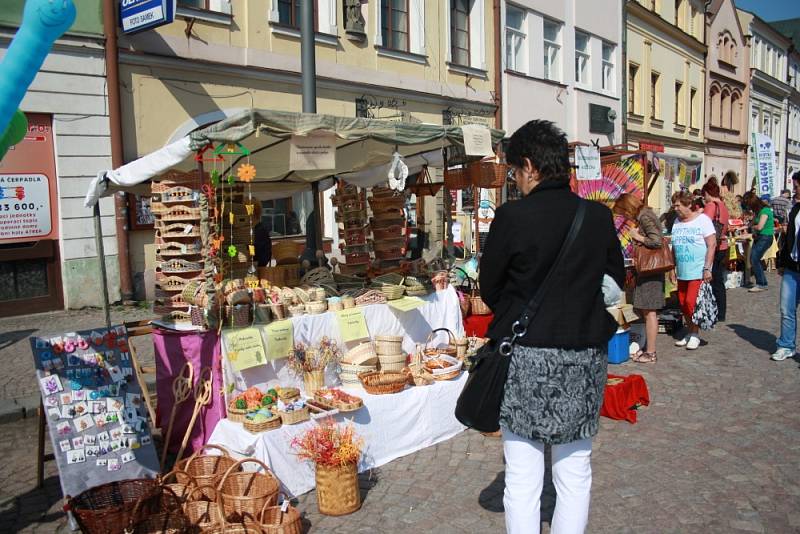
{"left": 502, "top": 429, "right": 593, "bottom": 534}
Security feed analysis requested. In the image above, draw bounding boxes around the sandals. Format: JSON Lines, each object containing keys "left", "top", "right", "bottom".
{"left": 631, "top": 351, "right": 657, "bottom": 363}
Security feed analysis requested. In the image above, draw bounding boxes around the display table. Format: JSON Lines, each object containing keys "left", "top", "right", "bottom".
{"left": 208, "top": 373, "right": 467, "bottom": 496}
{"left": 152, "top": 328, "right": 225, "bottom": 455}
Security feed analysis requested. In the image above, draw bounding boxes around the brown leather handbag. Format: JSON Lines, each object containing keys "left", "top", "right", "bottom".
{"left": 633, "top": 237, "right": 674, "bottom": 276}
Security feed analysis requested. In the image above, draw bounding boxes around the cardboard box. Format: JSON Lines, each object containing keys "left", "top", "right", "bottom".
{"left": 606, "top": 304, "right": 639, "bottom": 327}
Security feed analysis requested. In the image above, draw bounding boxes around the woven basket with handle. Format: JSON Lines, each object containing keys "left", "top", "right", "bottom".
{"left": 68, "top": 478, "right": 160, "bottom": 534}
{"left": 217, "top": 458, "right": 280, "bottom": 520}
{"left": 175, "top": 444, "right": 238, "bottom": 489}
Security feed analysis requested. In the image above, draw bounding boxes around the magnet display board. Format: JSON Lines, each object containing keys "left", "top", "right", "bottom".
{"left": 30, "top": 325, "right": 159, "bottom": 499}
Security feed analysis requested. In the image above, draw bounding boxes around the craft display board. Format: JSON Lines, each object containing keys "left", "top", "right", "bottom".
{"left": 30, "top": 325, "right": 159, "bottom": 499}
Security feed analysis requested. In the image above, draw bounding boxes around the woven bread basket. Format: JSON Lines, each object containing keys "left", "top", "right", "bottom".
{"left": 276, "top": 406, "right": 309, "bottom": 425}
{"left": 243, "top": 413, "right": 282, "bottom": 433}
{"left": 358, "top": 370, "right": 407, "bottom": 394}
{"left": 305, "top": 301, "right": 327, "bottom": 314}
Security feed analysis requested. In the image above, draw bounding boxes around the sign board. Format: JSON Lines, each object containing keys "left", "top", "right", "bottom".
{"left": 263, "top": 320, "right": 294, "bottom": 361}
{"left": 753, "top": 132, "right": 777, "bottom": 198}
{"left": 222, "top": 328, "right": 267, "bottom": 372}
{"left": 638, "top": 141, "right": 664, "bottom": 153}
{"left": 589, "top": 104, "right": 615, "bottom": 134}
{"left": 461, "top": 125, "right": 494, "bottom": 157}
{"left": 30, "top": 326, "right": 159, "bottom": 499}
{"left": 575, "top": 146, "right": 601, "bottom": 180}
{"left": 120, "top": 0, "right": 176, "bottom": 34}
{"left": 289, "top": 133, "right": 337, "bottom": 171}
{"left": 0, "top": 114, "right": 58, "bottom": 243}
{"left": 335, "top": 309, "right": 370, "bottom": 342}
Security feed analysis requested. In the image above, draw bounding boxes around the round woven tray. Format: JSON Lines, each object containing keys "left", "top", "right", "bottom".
{"left": 358, "top": 371, "right": 408, "bottom": 395}
{"left": 243, "top": 414, "right": 282, "bottom": 433}
{"left": 227, "top": 401, "right": 248, "bottom": 423}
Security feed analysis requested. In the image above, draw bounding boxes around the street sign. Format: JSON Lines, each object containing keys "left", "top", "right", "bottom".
{"left": 120, "top": 0, "right": 176, "bottom": 34}
{"left": 638, "top": 141, "right": 664, "bottom": 153}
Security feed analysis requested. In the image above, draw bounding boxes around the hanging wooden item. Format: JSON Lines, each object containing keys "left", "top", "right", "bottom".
{"left": 405, "top": 166, "right": 444, "bottom": 197}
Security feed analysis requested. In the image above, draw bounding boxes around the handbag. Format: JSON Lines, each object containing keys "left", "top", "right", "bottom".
{"left": 633, "top": 237, "right": 674, "bottom": 276}
{"left": 454, "top": 200, "right": 587, "bottom": 433}
{"left": 692, "top": 282, "right": 718, "bottom": 330}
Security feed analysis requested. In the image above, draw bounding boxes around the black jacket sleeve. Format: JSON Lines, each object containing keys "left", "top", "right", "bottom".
{"left": 478, "top": 205, "right": 512, "bottom": 309}
{"left": 603, "top": 208, "right": 626, "bottom": 289}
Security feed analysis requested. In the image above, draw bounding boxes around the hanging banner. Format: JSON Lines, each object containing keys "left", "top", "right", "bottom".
{"left": 575, "top": 146, "right": 601, "bottom": 180}
{"left": 461, "top": 124, "right": 494, "bottom": 157}
{"left": 753, "top": 132, "right": 777, "bottom": 198}
{"left": 335, "top": 309, "right": 369, "bottom": 342}
{"left": 222, "top": 328, "right": 267, "bottom": 372}
{"left": 263, "top": 320, "right": 294, "bottom": 361}
{"left": 289, "top": 132, "right": 337, "bottom": 171}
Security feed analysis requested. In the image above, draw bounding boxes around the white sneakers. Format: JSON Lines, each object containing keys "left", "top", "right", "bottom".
{"left": 675, "top": 335, "right": 701, "bottom": 350}
{"left": 771, "top": 348, "right": 795, "bottom": 361}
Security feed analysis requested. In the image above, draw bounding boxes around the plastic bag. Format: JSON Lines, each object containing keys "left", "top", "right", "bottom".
{"left": 691, "top": 282, "right": 718, "bottom": 331}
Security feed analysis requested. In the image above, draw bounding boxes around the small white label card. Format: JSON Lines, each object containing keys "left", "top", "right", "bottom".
{"left": 84, "top": 434, "right": 97, "bottom": 446}
{"left": 71, "top": 436, "right": 84, "bottom": 449}
{"left": 141, "top": 435, "right": 152, "bottom": 446}
{"left": 59, "top": 392, "right": 72, "bottom": 405}
{"left": 108, "top": 366, "right": 124, "bottom": 383}
{"left": 66, "top": 449, "right": 86, "bottom": 464}
{"left": 120, "top": 451, "right": 135, "bottom": 464}
{"left": 97, "top": 431, "right": 110, "bottom": 442}
{"left": 110, "top": 440, "right": 122, "bottom": 452}
{"left": 56, "top": 421, "right": 72, "bottom": 437}
{"left": 109, "top": 426, "right": 123, "bottom": 441}
{"left": 59, "top": 439, "right": 72, "bottom": 452}
{"left": 98, "top": 440, "right": 111, "bottom": 455}
{"left": 40, "top": 375, "right": 63, "bottom": 395}
{"left": 47, "top": 407, "right": 61, "bottom": 420}
{"left": 72, "top": 390, "right": 87, "bottom": 402}
{"left": 96, "top": 459, "right": 107, "bottom": 467}
{"left": 129, "top": 437, "right": 140, "bottom": 450}
{"left": 93, "top": 414, "right": 107, "bottom": 429}
{"left": 85, "top": 446, "right": 101, "bottom": 458}
{"left": 126, "top": 393, "right": 142, "bottom": 410}
{"left": 73, "top": 401, "right": 89, "bottom": 417}
{"left": 61, "top": 405, "right": 75, "bottom": 419}
{"left": 107, "top": 397, "right": 124, "bottom": 413}
{"left": 45, "top": 395, "right": 59, "bottom": 408}
{"left": 74, "top": 414, "right": 95, "bottom": 432}
{"left": 107, "top": 459, "right": 121, "bottom": 472}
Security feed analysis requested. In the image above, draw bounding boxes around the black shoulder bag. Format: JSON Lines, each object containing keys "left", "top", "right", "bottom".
{"left": 454, "top": 200, "right": 587, "bottom": 433}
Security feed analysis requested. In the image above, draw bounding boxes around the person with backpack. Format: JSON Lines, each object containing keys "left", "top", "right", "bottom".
{"left": 702, "top": 178, "right": 729, "bottom": 321}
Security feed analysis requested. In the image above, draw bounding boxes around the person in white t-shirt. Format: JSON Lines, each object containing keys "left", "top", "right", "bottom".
{"left": 670, "top": 191, "right": 717, "bottom": 350}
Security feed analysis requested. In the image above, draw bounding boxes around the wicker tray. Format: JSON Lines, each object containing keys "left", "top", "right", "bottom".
{"left": 243, "top": 414, "right": 282, "bottom": 433}
{"left": 358, "top": 371, "right": 408, "bottom": 395}
{"left": 227, "top": 400, "right": 248, "bottom": 423}
{"left": 314, "top": 390, "right": 364, "bottom": 412}
{"left": 423, "top": 355, "right": 463, "bottom": 381}
{"left": 276, "top": 406, "right": 310, "bottom": 425}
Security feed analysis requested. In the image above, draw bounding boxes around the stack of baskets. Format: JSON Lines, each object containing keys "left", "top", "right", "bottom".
{"left": 339, "top": 342, "right": 379, "bottom": 386}
{"left": 152, "top": 171, "right": 206, "bottom": 327}
{"left": 375, "top": 335, "right": 406, "bottom": 372}
{"left": 368, "top": 187, "right": 407, "bottom": 272}
{"left": 333, "top": 184, "right": 371, "bottom": 276}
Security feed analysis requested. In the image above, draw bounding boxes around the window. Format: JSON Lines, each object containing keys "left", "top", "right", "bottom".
{"left": 689, "top": 87, "right": 697, "bottom": 128}
{"left": 674, "top": 81, "right": 683, "bottom": 125}
{"left": 602, "top": 42, "right": 615, "bottom": 92}
{"left": 721, "top": 89, "right": 731, "bottom": 129}
{"left": 690, "top": 6, "right": 696, "bottom": 37}
{"left": 731, "top": 92, "right": 741, "bottom": 131}
{"left": 710, "top": 85, "right": 720, "bottom": 126}
{"left": 575, "top": 31, "right": 590, "bottom": 85}
{"left": 763, "top": 113, "right": 771, "bottom": 137}
{"left": 381, "top": 0, "right": 409, "bottom": 52}
{"left": 628, "top": 63, "right": 639, "bottom": 114}
{"left": 650, "top": 71, "right": 660, "bottom": 119}
{"left": 450, "top": 0, "right": 470, "bottom": 66}
{"left": 179, "top": 0, "right": 209, "bottom": 8}
{"left": 674, "top": 0, "right": 683, "bottom": 28}
{"left": 505, "top": 5, "right": 526, "bottom": 72}
{"left": 277, "top": 0, "right": 318, "bottom": 29}
{"left": 543, "top": 19, "right": 561, "bottom": 81}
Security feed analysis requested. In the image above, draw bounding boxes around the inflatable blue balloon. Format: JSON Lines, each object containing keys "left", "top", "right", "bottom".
{"left": 0, "top": 0, "right": 76, "bottom": 136}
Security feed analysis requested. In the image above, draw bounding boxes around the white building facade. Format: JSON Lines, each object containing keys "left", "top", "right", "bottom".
{"left": 501, "top": 0, "right": 624, "bottom": 144}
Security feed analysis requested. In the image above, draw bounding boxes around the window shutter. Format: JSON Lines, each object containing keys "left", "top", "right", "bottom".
{"left": 269, "top": 0, "right": 279, "bottom": 22}
{"left": 209, "top": 0, "right": 232, "bottom": 15}
{"left": 469, "top": 0, "right": 486, "bottom": 69}
{"left": 375, "top": 0, "right": 383, "bottom": 46}
{"left": 318, "top": 0, "right": 337, "bottom": 35}
{"left": 410, "top": 0, "right": 426, "bottom": 55}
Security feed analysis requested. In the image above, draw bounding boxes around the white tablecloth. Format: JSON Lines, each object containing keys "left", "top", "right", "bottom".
{"left": 208, "top": 374, "right": 467, "bottom": 496}
{"left": 221, "top": 286, "right": 465, "bottom": 401}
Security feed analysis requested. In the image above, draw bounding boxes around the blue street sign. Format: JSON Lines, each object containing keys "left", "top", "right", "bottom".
{"left": 120, "top": 0, "right": 176, "bottom": 34}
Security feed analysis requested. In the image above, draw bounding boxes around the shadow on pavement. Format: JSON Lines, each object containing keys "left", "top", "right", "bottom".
{"left": 725, "top": 323, "right": 774, "bottom": 352}
{"left": 0, "top": 329, "right": 36, "bottom": 351}
{"left": 0, "top": 475, "right": 64, "bottom": 532}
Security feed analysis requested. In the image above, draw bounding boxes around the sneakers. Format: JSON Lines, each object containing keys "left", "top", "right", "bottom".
{"left": 748, "top": 286, "right": 768, "bottom": 293}
{"left": 686, "top": 336, "right": 701, "bottom": 350}
{"left": 771, "top": 348, "right": 795, "bottom": 361}
{"left": 675, "top": 336, "right": 690, "bottom": 347}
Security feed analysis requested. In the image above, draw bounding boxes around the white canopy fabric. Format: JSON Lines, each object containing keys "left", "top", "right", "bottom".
{"left": 84, "top": 109, "right": 503, "bottom": 207}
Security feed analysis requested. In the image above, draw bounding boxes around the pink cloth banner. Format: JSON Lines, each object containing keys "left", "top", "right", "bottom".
{"left": 152, "top": 328, "right": 224, "bottom": 456}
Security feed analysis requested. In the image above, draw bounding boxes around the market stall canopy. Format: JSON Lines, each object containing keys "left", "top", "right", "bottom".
{"left": 84, "top": 109, "right": 504, "bottom": 207}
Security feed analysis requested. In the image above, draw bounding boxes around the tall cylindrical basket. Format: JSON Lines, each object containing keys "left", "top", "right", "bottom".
{"left": 303, "top": 370, "right": 325, "bottom": 395}
{"left": 315, "top": 462, "right": 361, "bottom": 516}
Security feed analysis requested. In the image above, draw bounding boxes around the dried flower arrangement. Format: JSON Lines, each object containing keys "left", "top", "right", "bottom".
{"left": 291, "top": 417, "right": 364, "bottom": 468}
{"left": 286, "top": 337, "right": 342, "bottom": 376}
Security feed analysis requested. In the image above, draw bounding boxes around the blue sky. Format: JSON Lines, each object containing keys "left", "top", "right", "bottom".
{"left": 734, "top": 0, "right": 800, "bottom": 22}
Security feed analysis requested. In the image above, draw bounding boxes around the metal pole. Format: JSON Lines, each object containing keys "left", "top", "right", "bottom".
{"left": 94, "top": 203, "right": 112, "bottom": 330}
{"left": 301, "top": 0, "right": 317, "bottom": 114}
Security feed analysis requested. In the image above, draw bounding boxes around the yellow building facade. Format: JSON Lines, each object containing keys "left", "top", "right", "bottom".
{"left": 626, "top": 0, "right": 707, "bottom": 212}
{"left": 117, "top": 0, "right": 499, "bottom": 294}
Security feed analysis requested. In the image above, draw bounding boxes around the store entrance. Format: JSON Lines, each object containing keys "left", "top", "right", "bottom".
{"left": 0, "top": 240, "right": 63, "bottom": 317}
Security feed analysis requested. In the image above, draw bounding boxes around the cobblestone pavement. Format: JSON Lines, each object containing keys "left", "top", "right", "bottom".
{"left": 1, "top": 275, "right": 799, "bottom": 532}
{"left": 0, "top": 306, "right": 154, "bottom": 407}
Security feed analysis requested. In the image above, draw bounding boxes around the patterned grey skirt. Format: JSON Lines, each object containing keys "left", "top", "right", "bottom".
{"left": 499, "top": 345, "right": 608, "bottom": 445}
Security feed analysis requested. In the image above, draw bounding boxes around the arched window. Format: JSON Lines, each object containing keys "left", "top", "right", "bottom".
{"left": 722, "top": 36, "right": 730, "bottom": 62}
{"left": 710, "top": 85, "right": 721, "bottom": 127}
{"left": 731, "top": 91, "right": 741, "bottom": 131}
{"left": 729, "top": 42, "right": 736, "bottom": 63}
{"left": 721, "top": 88, "right": 731, "bottom": 129}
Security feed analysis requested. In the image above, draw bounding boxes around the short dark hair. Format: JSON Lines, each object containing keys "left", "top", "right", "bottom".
{"left": 793, "top": 171, "right": 800, "bottom": 183}
{"left": 505, "top": 120, "right": 570, "bottom": 183}
{"left": 702, "top": 180, "right": 720, "bottom": 198}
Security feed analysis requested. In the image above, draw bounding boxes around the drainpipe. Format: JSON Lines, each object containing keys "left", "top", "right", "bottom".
{"left": 493, "top": 0, "right": 504, "bottom": 206}
{"left": 103, "top": 0, "right": 133, "bottom": 302}
{"left": 621, "top": 0, "right": 628, "bottom": 144}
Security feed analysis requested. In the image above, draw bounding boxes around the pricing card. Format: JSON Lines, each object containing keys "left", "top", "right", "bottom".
{"left": 263, "top": 321, "right": 294, "bottom": 361}
{"left": 335, "top": 309, "right": 370, "bottom": 342}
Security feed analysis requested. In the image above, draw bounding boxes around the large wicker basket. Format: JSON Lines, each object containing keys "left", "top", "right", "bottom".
{"left": 217, "top": 458, "right": 281, "bottom": 520}
{"left": 470, "top": 160, "right": 508, "bottom": 189}
{"left": 315, "top": 462, "right": 362, "bottom": 516}
{"left": 358, "top": 370, "right": 408, "bottom": 394}
{"left": 184, "top": 485, "right": 222, "bottom": 532}
{"left": 260, "top": 501, "right": 304, "bottom": 534}
{"left": 444, "top": 166, "right": 472, "bottom": 190}
{"left": 423, "top": 328, "right": 458, "bottom": 358}
{"left": 175, "top": 444, "right": 238, "bottom": 489}
{"left": 67, "top": 478, "right": 160, "bottom": 534}
{"left": 374, "top": 335, "right": 403, "bottom": 356}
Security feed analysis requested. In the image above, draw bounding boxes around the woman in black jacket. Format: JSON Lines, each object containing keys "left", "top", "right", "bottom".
{"left": 479, "top": 120, "right": 625, "bottom": 534}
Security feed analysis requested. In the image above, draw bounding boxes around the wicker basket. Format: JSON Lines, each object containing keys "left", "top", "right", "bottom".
{"left": 469, "top": 292, "right": 491, "bottom": 315}
{"left": 259, "top": 501, "right": 303, "bottom": 534}
{"left": 305, "top": 301, "right": 327, "bottom": 314}
{"left": 374, "top": 335, "right": 403, "bottom": 356}
{"left": 273, "top": 241, "right": 301, "bottom": 265}
{"left": 127, "top": 486, "right": 188, "bottom": 534}
{"left": 369, "top": 217, "right": 405, "bottom": 229}
{"left": 301, "top": 267, "right": 335, "bottom": 286}
{"left": 270, "top": 303, "right": 286, "bottom": 320}
{"left": 243, "top": 413, "right": 282, "bottom": 433}
{"left": 226, "top": 304, "right": 252, "bottom": 328}
{"left": 276, "top": 406, "right": 310, "bottom": 425}
{"left": 175, "top": 444, "right": 238, "bottom": 489}
{"left": 314, "top": 390, "right": 364, "bottom": 412}
{"left": 328, "top": 300, "right": 344, "bottom": 312}
{"left": 303, "top": 370, "right": 325, "bottom": 394}
{"left": 378, "top": 284, "right": 405, "bottom": 300}
{"left": 254, "top": 304, "right": 272, "bottom": 324}
{"left": 444, "top": 166, "right": 472, "bottom": 190}
{"left": 372, "top": 225, "right": 405, "bottom": 240}
{"left": 217, "top": 458, "right": 281, "bottom": 519}
{"left": 315, "top": 462, "right": 362, "bottom": 516}
{"left": 470, "top": 160, "right": 508, "bottom": 189}
{"left": 423, "top": 355, "right": 463, "bottom": 381}
{"left": 68, "top": 478, "right": 160, "bottom": 534}
{"left": 455, "top": 337, "right": 469, "bottom": 360}
{"left": 184, "top": 485, "right": 222, "bottom": 532}
{"left": 358, "top": 371, "right": 408, "bottom": 394}
{"left": 405, "top": 287, "right": 429, "bottom": 297}
{"left": 160, "top": 469, "right": 194, "bottom": 505}
{"left": 342, "top": 296, "right": 355, "bottom": 309}
{"left": 288, "top": 304, "right": 306, "bottom": 317}
{"left": 339, "top": 363, "right": 378, "bottom": 385}
{"left": 276, "top": 387, "right": 300, "bottom": 403}
{"left": 343, "top": 342, "right": 378, "bottom": 365}
{"left": 227, "top": 399, "right": 248, "bottom": 423}
{"left": 378, "top": 360, "right": 406, "bottom": 372}
{"left": 372, "top": 273, "right": 405, "bottom": 286}
{"left": 423, "top": 328, "right": 458, "bottom": 358}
